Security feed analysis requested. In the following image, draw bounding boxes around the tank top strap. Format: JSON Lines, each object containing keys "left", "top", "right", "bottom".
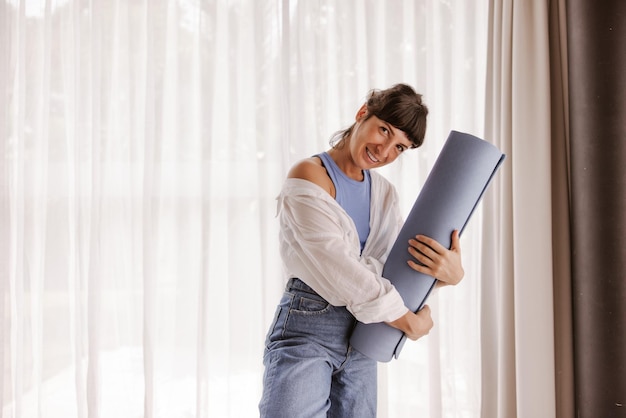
{"left": 317, "top": 152, "right": 343, "bottom": 191}
{"left": 316, "top": 152, "right": 371, "bottom": 251}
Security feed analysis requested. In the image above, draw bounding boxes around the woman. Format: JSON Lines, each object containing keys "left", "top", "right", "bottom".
{"left": 259, "top": 84, "right": 464, "bottom": 417}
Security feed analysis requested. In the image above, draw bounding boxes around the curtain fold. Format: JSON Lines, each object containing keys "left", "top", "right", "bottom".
{"left": 566, "top": 1, "right": 626, "bottom": 416}
{"left": 482, "top": 0, "right": 557, "bottom": 417}
{"left": 2, "top": 1, "right": 491, "bottom": 417}
{"left": 481, "top": 1, "right": 516, "bottom": 416}
{"left": 548, "top": 0, "right": 575, "bottom": 417}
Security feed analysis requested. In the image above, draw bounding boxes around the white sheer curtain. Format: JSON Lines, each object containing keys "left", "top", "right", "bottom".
{"left": 1, "top": 1, "right": 488, "bottom": 417}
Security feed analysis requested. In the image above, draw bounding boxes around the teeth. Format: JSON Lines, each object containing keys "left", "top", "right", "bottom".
{"left": 366, "top": 148, "right": 379, "bottom": 163}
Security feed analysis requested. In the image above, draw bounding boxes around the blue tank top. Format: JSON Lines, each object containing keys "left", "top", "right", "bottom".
{"left": 318, "top": 152, "right": 371, "bottom": 251}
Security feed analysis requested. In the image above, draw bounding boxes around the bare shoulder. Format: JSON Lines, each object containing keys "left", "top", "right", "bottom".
{"left": 287, "top": 156, "right": 335, "bottom": 197}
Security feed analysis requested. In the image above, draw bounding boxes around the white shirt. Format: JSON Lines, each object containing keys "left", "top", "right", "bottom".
{"left": 276, "top": 172, "right": 410, "bottom": 324}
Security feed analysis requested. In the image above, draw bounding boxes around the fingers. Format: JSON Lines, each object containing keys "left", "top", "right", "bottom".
{"left": 408, "top": 239, "right": 438, "bottom": 263}
{"left": 450, "top": 229, "right": 461, "bottom": 253}
{"left": 407, "top": 255, "right": 444, "bottom": 278}
{"left": 387, "top": 307, "right": 434, "bottom": 341}
{"left": 418, "top": 304, "right": 431, "bottom": 316}
{"left": 407, "top": 230, "right": 464, "bottom": 283}
{"left": 406, "top": 258, "right": 428, "bottom": 275}
{"left": 406, "top": 238, "right": 438, "bottom": 275}
{"left": 409, "top": 230, "right": 462, "bottom": 255}
{"left": 413, "top": 305, "right": 433, "bottom": 340}
{"left": 411, "top": 234, "right": 445, "bottom": 254}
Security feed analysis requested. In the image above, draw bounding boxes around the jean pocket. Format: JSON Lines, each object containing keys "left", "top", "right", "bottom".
{"left": 292, "top": 295, "right": 330, "bottom": 314}
{"left": 284, "top": 295, "right": 348, "bottom": 342}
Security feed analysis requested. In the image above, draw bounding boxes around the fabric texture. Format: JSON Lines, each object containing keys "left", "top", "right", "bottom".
{"left": 567, "top": 0, "right": 626, "bottom": 415}
{"left": 481, "top": 0, "right": 556, "bottom": 416}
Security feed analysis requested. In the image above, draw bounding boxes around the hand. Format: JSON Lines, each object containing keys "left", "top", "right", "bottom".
{"left": 407, "top": 229, "right": 464, "bottom": 287}
{"left": 387, "top": 305, "right": 434, "bottom": 341}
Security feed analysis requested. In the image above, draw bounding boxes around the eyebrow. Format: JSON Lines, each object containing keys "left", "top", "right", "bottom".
{"left": 382, "top": 120, "right": 412, "bottom": 148}
{"left": 383, "top": 121, "right": 397, "bottom": 137}
{"left": 388, "top": 123, "right": 413, "bottom": 148}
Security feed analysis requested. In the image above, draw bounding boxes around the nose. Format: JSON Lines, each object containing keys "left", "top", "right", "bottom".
{"left": 377, "top": 139, "right": 395, "bottom": 160}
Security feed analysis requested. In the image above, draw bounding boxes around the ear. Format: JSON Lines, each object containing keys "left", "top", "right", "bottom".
{"left": 355, "top": 103, "right": 368, "bottom": 121}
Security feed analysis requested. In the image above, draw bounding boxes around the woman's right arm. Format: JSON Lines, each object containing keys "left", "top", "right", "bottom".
{"left": 279, "top": 159, "right": 410, "bottom": 325}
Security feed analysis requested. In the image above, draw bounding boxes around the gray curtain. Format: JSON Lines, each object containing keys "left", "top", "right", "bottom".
{"left": 567, "top": 0, "right": 626, "bottom": 416}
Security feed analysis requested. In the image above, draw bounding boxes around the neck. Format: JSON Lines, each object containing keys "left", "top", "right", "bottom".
{"left": 327, "top": 146, "right": 364, "bottom": 181}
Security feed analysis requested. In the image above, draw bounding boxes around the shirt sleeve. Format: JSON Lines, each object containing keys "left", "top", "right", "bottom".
{"left": 278, "top": 182, "right": 408, "bottom": 324}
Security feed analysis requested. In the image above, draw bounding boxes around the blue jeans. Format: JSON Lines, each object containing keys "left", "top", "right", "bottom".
{"left": 259, "top": 278, "right": 377, "bottom": 418}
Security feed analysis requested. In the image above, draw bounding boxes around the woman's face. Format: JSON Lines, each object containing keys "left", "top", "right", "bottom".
{"left": 349, "top": 109, "right": 413, "bottom": 170}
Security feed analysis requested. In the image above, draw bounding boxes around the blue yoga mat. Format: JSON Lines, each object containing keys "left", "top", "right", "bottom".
{"left": 349, "top": 130, "right": 505, "bottom": 362}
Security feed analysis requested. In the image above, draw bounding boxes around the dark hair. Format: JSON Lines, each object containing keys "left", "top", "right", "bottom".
{"left": 331, "top": 83, "right": 429, "bottom": 149}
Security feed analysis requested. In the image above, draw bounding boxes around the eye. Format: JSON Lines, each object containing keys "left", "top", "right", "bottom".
{"left": 380, "top": 126, "right": 389, "bottom": 135}
{"left": 396, "top": 144, "right": 406, "bottom": 153}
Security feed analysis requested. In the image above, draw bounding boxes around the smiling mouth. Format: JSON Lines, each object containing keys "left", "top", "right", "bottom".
{"left": 366, "top": 148, "right": 379, "bottom": 163}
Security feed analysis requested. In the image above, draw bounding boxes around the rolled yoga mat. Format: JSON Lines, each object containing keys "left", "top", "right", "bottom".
{"left": 350, "top": 130, "right": 505, "bottom": 362}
